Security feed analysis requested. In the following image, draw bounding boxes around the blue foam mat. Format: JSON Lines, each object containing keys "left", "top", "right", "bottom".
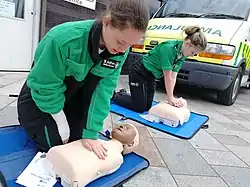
{"left": 110, "top": 101, "right": 209, "bottom": 139}
{"left": 0, "top": 125, "right": 149, "bottom": 187}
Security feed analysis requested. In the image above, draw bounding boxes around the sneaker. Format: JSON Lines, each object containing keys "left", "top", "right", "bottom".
{"left": 118, "top": 89, "right": 127, "bottom": 94}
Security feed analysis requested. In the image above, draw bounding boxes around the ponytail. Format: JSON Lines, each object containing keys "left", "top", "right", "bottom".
{"left": 184, "top": 26, "right": 207, "bottom": 51}
{"left": 184, "top": 26, "right": 201, "bottom": 36}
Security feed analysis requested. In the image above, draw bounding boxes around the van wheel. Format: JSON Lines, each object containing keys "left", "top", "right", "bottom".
{"left": 217, "top": 67, "right": 242, "bottom": 106}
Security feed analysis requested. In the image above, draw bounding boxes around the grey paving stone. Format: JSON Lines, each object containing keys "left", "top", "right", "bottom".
{"left": 189, "top": 130, "right": 228, "bottom": 151}
{"left": 147, "top": 127, "right": 180, "bottom": 140}
{"left": 196, "top": 149, "right": 248, "bottom": 167}
{"left": 213, "top": 166, "right": 250, "bottom": 187}
{"left": 110, "top": 113, "right": 123, "bottom": 124}
{"left": 0, "top": 96, "right": 16, "bottom": 110}
{"left": 0, "top": 73, "right": 27, "bottom": 86}
{"left": 0, "top": 79, "right": 25, "bottom": 96}
{"left": 153, "top": 91, "right": 167, "bottom": 102}
{"left": 234, "top": 131, "right": 250, "bottom": 144}
{"left": 154, "top": 138, "right": 217, "bottom": 176}
{"left": 233, "top": 120, "right": 250, "bottom": 130}
{"left": 133, "top": 127, "right": 166, "bottom": 167}
{"left": 205, "top": 120, "right": 236, "bottom": 136}
{"left": 173, "top": 175, "right": 228, "bottom": 187}
{"left": 223, "top": 114, "right": 247, "bottom": 121}
{"left": 211, "top": 134, "right": 250, "bottom": 146}
{"left": 237, "top": 113, "right": 250, "bottom": 121}
{"left": 123, "top": 167, "right": 177, "bottom": 187}
{"left": 0, "top": 106, "right": 19, "bottom": 126}
{"left": 201, "top": 111, "right": 235, "bottom": 123}
{"left": 226, "top": 145, "right": 250, "bottom": 167}
{"left": 9, "top": 100, "right": 17, "bottom": 107}
{"left": 220, "top": 122, "right": 250, "bottom": 132}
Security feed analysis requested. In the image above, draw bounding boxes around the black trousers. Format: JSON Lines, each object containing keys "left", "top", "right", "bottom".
{"left": 17, "top": 74, "right": 101, "bottom": 152}
{"left": 113, "top": 59, "right": 156, "bottom": 113}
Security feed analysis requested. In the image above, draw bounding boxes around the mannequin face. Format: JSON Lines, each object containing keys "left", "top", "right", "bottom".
{"left": 111, "top": 124, "right": 136, "bottom": 145}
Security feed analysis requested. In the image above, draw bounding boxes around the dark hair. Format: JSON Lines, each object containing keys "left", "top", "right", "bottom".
{"left": 184, "top": 26, "right": 207, "bottom": 51}
{"left": 103, "top": 0, "right": 149, "bottom": 32}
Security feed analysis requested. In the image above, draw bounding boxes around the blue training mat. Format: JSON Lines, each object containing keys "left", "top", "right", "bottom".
{"left": 110, "top": 101, "right": 209, "bottom": 139}
{"left": 0, "top": 125, "right": 149, "bottom": 187}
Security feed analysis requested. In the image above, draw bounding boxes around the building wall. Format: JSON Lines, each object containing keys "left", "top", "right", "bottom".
{"left": 44, "top": 0, "right": 110, "bottom": 34}
{"left": 43, "top": 0, "right": 162, "bottom": 35}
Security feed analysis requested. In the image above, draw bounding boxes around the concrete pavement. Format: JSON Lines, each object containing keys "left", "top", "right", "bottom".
{"left": 0, "top": 73, "right": 250, "bottom": 187}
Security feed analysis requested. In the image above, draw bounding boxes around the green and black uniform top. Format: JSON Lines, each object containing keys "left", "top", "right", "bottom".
{"left": 142, "top": 40, "right": 186, "bottom": 79}
{"left": 27, "top": 19, "right": 129, "bottom": 140}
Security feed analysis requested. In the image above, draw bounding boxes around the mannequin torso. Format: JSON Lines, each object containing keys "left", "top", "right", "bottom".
{"left": 45, "top": 123, "right": 139, "bottom": 187}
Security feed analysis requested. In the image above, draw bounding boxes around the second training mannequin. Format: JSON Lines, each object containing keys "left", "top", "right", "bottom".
{"left": 142, "top": 98, "right": 190, "bottom": 127}
{"left": 44, "top": 123, "right": 139, "bottom": 187}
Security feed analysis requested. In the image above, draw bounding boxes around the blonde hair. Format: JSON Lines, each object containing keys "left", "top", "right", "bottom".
{"left": 184, "top": 26, "right": 207, "bottom": 51}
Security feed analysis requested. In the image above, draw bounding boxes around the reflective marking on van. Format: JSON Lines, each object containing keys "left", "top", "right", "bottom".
{"left": 147, "top": 25, "right": 222, "bottom": 37}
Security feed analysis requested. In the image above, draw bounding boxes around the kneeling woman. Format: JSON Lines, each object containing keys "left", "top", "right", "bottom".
{"left": 17, "top": 0, "right": 149, "bottom": 159}
{"left": 113, "top": 26, "right": 207, "bottom": 113}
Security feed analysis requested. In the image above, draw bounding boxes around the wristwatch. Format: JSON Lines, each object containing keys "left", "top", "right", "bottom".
{"left": 0, "top": 171, "right": 7, "bottom": 187}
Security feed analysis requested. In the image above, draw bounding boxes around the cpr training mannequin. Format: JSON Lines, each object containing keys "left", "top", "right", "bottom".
{"left": 145, "top": 98, "right": 190, "bottom": 127}
{"left": 44, "top": 123, "right": 139, "bottom": 187}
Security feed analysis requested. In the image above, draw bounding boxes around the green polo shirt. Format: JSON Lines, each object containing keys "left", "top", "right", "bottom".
{"left": 26, "top": 19, "right": 129, "bottom": 140}
{"left": 143, "top": 40, "right": 186, "bottom": 79}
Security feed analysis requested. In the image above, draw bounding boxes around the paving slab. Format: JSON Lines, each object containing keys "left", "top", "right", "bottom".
{"left": 147, "top": 127, "right": 180, "bottom": 140}
{"left": 234, "top": 131, "right": 250, "bottom": 144}
{"left": 233, "top": 120, "right": 250, "bottom": 130}
{"left": 188, "top": 130, "right": 228, "bottom": 151}
{"left": 225, "top": 145, "right": 250, "bottom": 167}
{"left": 132, "top": 127, "right": 166, "bottom": 167}
{"left": 0, "top": 79, "right": 25, "bottom": 96}
{"left": 0, "top": 95, "right": 16, "bottom": 110}
{"left": 154, "top": 138, "right": 217, "bottom": 176}
{"left": 0, "top": 106, "right": 19, "bottom": 127}
{"left": 211, "top": 134, "right": 250, "bottom": 147}
{"left": 220, "top": 122, "right": 250, "bottom": 132}
{"left": 205, "top": 120, "right": 236, "bottom": 136}
{"left": 212, "top": 166, "right": 250, "bottom": 187}
{"left": 173, "top": 175, "right": 228, "bottom": 187}
{"left": 196, "top": 149, "right": 248, "bottom": 167}
{"left": 123, "top": 166, "right": 177, "bottom": 187}
{"left": 0, "top": 73, "right": 27, "bottom": 86}
{"left": 201, "top": 111, "right": 235, "bottom": 123}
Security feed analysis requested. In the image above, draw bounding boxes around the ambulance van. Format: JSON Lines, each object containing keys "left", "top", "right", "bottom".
{"left": 125, "top": 0, "right": 250, "bottom": 105}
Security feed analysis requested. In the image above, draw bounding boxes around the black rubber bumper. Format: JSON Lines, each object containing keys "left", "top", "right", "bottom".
{"left": 122, "top": 52, "right": 238, "bottom": 91}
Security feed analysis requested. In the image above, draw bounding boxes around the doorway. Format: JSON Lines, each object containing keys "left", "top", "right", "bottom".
{"left": 0, "top": 0, "right": 40, "bottom": 71}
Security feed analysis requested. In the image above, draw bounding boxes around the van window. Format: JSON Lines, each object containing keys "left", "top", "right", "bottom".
{"left": 154, "top": 0, "right": 250, "bottom": 20}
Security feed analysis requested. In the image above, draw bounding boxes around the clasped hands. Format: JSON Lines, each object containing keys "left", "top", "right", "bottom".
{"left": 167, "top": 96, "right": 186, "bottom": 107}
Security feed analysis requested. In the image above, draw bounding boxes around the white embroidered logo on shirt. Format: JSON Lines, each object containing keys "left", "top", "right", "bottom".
{"left": 101, "top": 60, "right": 119, "bottom": 69}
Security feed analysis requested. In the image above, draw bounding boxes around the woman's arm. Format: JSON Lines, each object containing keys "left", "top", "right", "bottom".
{"left": 163, "top": 70, "right": 183, "bottom": 107}
{"left": 163, "top": 70, "right": 176, "bottom": 100}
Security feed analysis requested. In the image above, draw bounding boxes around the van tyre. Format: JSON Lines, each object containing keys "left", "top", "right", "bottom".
{"left": 217, "top": 67, "right": 242, "bottom": 106}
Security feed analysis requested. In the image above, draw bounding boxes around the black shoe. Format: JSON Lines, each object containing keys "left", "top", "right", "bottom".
{"left": 111, "top": 89, "right": 127, "bottom": 101}
{"left": 118, "top": 89, "right": 127, "bottom": 94}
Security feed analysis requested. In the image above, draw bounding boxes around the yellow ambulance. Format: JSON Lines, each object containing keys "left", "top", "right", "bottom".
{"left": 126, "top": 0, "right": 250, "bottom": 105}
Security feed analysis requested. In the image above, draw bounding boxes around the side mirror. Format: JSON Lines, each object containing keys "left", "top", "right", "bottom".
{"left": 150, "top": 13, "right": 154, "bottom": 19}
{"left": 157, "top": 0, "right": 164, "bottom": 6}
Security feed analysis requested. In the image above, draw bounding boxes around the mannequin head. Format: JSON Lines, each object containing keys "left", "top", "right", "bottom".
{"left": 111, "top": 123, "right": 139, "bottom": 155}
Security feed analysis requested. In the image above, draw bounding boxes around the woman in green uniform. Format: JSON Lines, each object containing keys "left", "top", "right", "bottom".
{"left": 17, "top": 0, "right": 149, "bottom": 160}
{"left": 113, "top": 26, "right": 207, "bottom": 113}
